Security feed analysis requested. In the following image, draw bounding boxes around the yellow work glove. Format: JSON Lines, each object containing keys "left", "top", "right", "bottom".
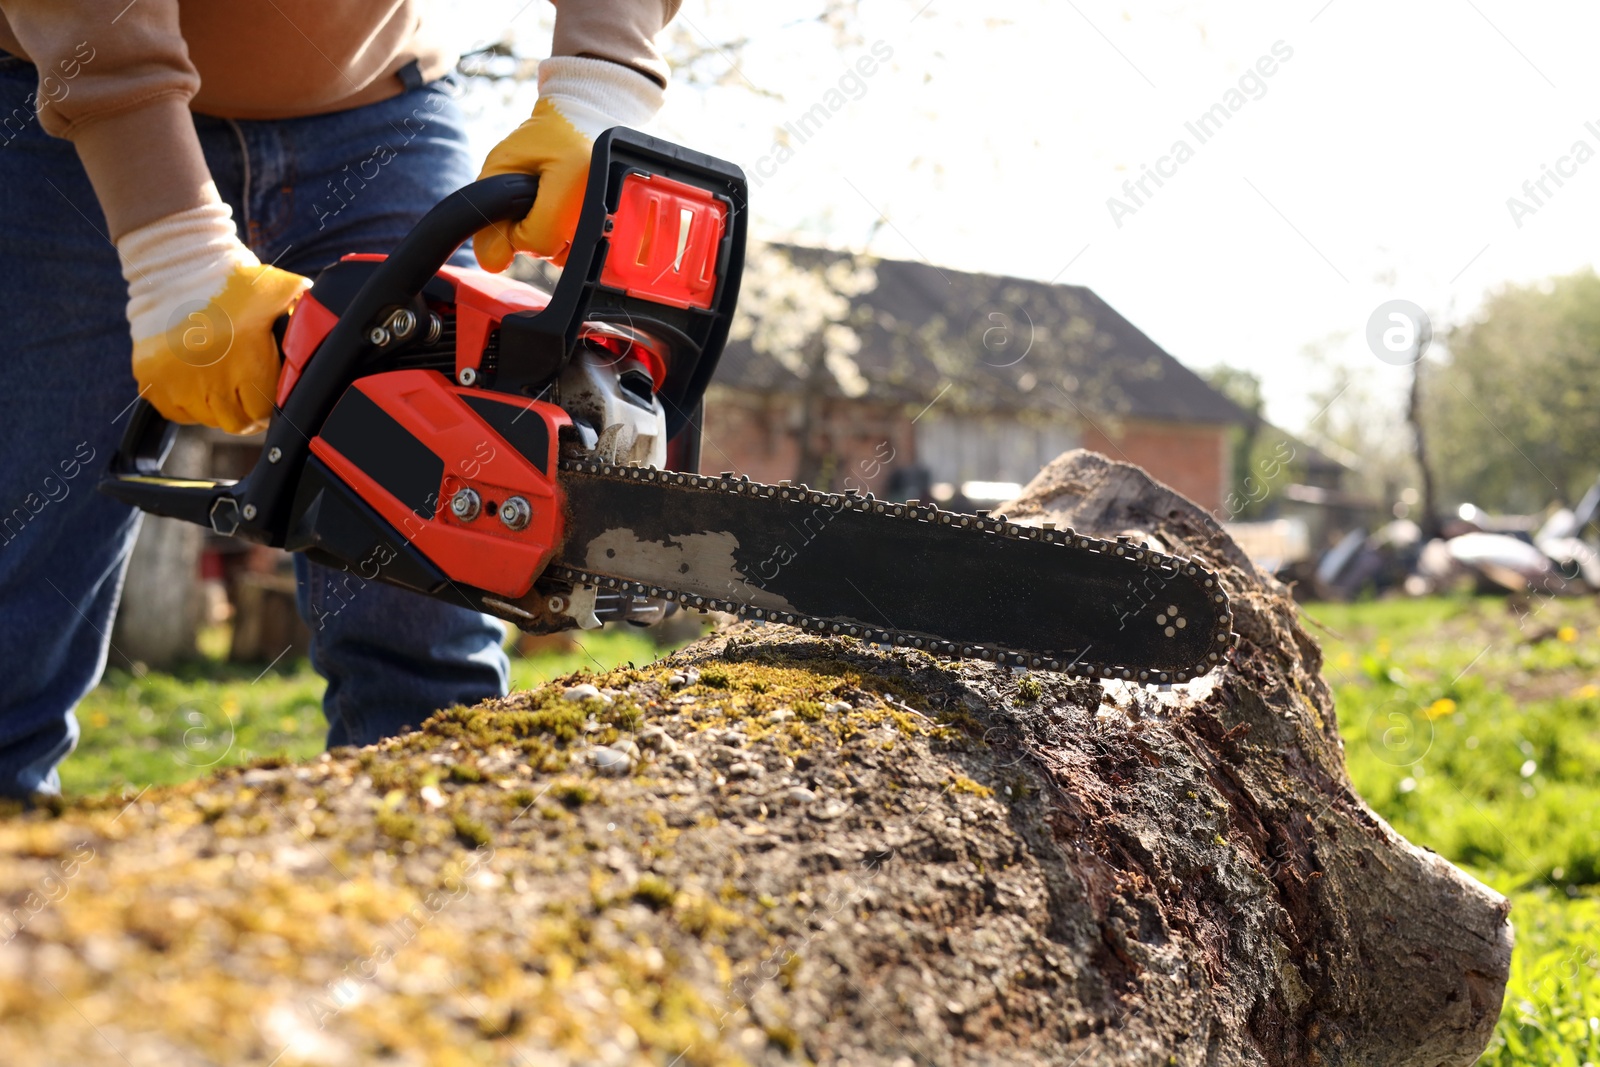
{"left": 117, "top": 194, "right": 310, "bottom": 435}
{"left": 475, "top": 56, "right": 664, "bottom": 270}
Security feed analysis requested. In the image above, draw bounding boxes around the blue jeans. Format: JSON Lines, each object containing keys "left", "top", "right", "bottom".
{"left": 0, "top": 57, "right": 509, "bottom": 796}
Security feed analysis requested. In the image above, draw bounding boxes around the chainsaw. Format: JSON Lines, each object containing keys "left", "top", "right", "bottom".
{"left": 100, "top": 129, "right": 1234, "bottom": 684}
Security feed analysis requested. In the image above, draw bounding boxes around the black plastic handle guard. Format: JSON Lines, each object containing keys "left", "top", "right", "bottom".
{"left": 99, "top": 173, "right": 540, "bottom": 539}
{"left": 495, "top": 128, "right": 748, "bottom": 441}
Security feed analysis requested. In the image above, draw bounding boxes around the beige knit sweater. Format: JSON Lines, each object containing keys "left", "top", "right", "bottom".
{"left": 0, "top": 1, "right": 680, "bottom": 238}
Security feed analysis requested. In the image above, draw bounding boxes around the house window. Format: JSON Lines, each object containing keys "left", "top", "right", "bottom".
{"left": 913, "top": 416, "right": 1081, "bottom": 486}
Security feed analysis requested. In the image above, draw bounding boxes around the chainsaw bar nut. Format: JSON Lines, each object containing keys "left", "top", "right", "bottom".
{"left": 450, "top": 487, "right": 481, "bottom": 522}
{"left": 499, "top": 495, "right": 532, "bottom": 531}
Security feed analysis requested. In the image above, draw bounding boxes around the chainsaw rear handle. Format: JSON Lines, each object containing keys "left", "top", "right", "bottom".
{"left": 108, "top": 313, "right": 297, "bottom": 478}
{"left": 100, "top": 173, "right": 540, "bottom": 535}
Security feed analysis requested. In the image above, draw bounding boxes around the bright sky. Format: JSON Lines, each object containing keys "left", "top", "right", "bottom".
{"left": 438, "top": 0, "right": 1600, "bottom": 432}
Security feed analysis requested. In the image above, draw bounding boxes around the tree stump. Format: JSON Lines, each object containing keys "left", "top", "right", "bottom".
{"left": 993, "top": 449, "right": 1512, "bottom": 1064}
{"left": 0, "top": 451, "right": 1509, "bottom": 1066}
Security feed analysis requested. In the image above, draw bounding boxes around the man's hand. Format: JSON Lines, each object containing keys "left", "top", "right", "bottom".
{"left": 118, "top": 197, "right": 310, "bottom": 435}
{"left": 474, "top": 57, "right": 664, "bottom": 270}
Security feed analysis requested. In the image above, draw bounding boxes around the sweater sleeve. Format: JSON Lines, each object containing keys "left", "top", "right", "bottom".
{"left": 550, "top": 0, "right": 682, "bottom": 88}
{"left": 0, "top": 0, "right": 214, "bottom": 239}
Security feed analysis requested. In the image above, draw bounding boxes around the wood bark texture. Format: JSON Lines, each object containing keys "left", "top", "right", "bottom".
{"left": 990, "top": 448, "right": 1511, "bottom": 1064}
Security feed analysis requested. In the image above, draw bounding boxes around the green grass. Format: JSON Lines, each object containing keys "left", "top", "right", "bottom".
{"left": 63, "top": 625, "right": 687, "bottom": 797}
{"left": 1308, "top": 595, "right": 1600, "bottom": 1065}
{"left": 66, "top": 658, "right": 327, "bottom": 795}
{"left": 505, "top": 628, "right": 669, "bottom": 692}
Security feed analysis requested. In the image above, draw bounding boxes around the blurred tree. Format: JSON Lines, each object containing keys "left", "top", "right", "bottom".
{"left": 1202, "top": 365, "right": 1265, "bottom": 519}
{"left": 726, "top": 241, "right": 879, "bottom": 488}
{"left": 1202, "top": 364, "right": 1323, "bottom": 522}
{"left": 1428, "top": 269, "right": 1600, "bottom": 513}
{"left": 1300, "top": 337, "right": 1416, "bottom": 507}
{"left": 1405, "top": 345, "right": 1442, "bottom": 541}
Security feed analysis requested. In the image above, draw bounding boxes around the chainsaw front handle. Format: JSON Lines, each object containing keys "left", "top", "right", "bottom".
{"left": 100, "top": 173, "right": 540, "bottom": 534}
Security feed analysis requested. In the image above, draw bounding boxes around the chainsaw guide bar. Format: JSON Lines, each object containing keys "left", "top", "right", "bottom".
{"left": 545, "top": 460, "right": 1236, "bottom": 683}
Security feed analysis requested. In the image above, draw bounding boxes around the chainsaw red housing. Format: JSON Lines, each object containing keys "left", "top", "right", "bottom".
{"left": 273, "top": 255, "right": 690, "bottom": 604}
{"left": 276, "top": 262, "right": 557, "bottom": 409}
{"left": 307, "top": 369, "right": 570, "bottom": 599}
{"left": 99, "top": 131, "right": 746, "bottom": 635}
{"left": 599, "top": 172, "right": 729, "bottom": 311}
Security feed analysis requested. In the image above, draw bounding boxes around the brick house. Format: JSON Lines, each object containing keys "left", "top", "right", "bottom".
{"left": 700, "top": 245, "right": 1250, "bottom": 512}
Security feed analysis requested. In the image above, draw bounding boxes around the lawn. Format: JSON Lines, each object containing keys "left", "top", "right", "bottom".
{"left": 1308, "top": 595, "right": 1600, "bottom": 1066}
{"left": 63, "top": 625, "right": 682, "bottom": 796}
{"left": 56, "top": 596, "right": 1600, "bottom": 1063}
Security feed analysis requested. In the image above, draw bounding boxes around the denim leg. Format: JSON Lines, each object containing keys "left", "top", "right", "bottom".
{"left": 292, "top": 556, "right": 510, "bottom": 747}
{"left": 200, "top": 80, "right": 509, "bottom": 749}
{"left": 0, "top": 58, "right": 144, "bottom": 796}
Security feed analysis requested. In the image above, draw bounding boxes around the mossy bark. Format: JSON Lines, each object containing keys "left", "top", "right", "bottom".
{"left": 0, "top": 450, "right": 1508, "bottom": 1066}
{"left": 991, "top": 449, "right": 1511, "bottom": 1065}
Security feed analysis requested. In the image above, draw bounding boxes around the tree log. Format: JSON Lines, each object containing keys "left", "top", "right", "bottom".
{"left": 0, "top": 450, "right": 1509, "bottom": 1066}
{"left": 994, "top": 449, "right": 1511, "bottom": 1064}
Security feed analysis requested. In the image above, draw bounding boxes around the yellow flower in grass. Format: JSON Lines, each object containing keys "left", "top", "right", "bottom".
{"left": 1557, "top": 625, "right": 1578, "bottom": 643}
{"left": 1425, "top": 698, "right": 1457, "bottom": 720}
{"left": 1573, "top": 684, "right": 1600, "bottom": 701}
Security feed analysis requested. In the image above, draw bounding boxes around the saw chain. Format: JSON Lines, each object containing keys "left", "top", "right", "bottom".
{"left": 540, "top": 460, "right": 1237, "bottom": 684}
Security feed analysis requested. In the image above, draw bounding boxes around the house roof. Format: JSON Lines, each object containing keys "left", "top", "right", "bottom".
{"left": 714, "top": 244, "right": 1253, "bottom": 427}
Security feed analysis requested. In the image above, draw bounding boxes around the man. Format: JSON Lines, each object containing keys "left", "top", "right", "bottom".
{"left": 0, "top": 0, "right": 680, "bottom": 796}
